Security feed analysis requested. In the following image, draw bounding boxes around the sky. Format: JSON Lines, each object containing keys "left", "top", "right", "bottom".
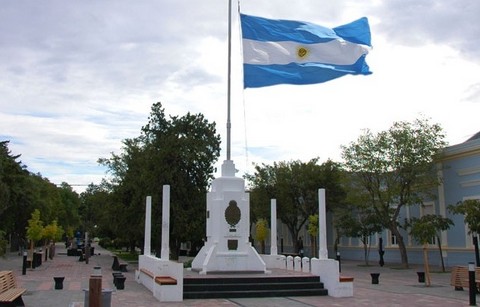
{"left": 1, "top": 0, "right": 479, "bottom": 193}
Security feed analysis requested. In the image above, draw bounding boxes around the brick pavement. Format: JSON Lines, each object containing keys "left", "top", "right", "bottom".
{"left": 0, "top": 243, "right": 474, "bottom": 306}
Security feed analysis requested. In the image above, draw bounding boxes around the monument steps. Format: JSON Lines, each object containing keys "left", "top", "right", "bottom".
{"left": 183, "top": 275, "right": 328, "bottom": 299}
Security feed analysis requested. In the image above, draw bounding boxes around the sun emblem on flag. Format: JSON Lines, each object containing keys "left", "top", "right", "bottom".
{"left": 297, "top": 46, "right": 309, "bottom": 60}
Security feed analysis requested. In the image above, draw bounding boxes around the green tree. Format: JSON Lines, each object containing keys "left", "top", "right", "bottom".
{"left": 0, "top": 230, "right": 7, "bottom": 257}
{"left": 247, "top": 158, "right": 346, "bottom": 253}
{"left": 341, "top": 118, "right": 447, "bottom": 268}
{"left": 335, "top": 204, "right": 383, "bottom": 265}
{"left": 408, "top": 214, "right": 453, "bottom": 285}
{"left": 449, "top": 199, "right": 480, "bottom": 266}
{"left": 44, "top": 220, "right": 64, "bottom": 242}
{"left": 307, "top": 214, "right": 318, "bottom": 258}
{"left": 0, "top": 141, "right": 81, "bottom": 251}
{"left": 255, "top": 218, "right": 269, "bottom": 254}
{"left": 26, "top": 209, "right": 44, "bottom": 254}
{"left": 43, "top": 219, "right": 64, "bottom": 260}
{"left": 99, "top": 102, "right": 221, "bottom": 258}
{"left": 0, "top": 140, "right": 30, "bottom": 248}
{"left": 57, "top": 183, "right": 81, "bottom": 235}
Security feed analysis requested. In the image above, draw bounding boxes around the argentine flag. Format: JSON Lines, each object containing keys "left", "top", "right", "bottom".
{"left": 241, "top": 14, "right": 372, "bottom": 88}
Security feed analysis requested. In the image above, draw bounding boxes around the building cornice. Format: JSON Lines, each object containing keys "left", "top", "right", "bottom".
{"left": 441, "top": 139, "right": 480, "bottom": 161}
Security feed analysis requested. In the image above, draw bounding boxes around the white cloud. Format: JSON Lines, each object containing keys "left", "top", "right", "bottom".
{"left": 1, "top": 0, "right": 479, "bottom": 192}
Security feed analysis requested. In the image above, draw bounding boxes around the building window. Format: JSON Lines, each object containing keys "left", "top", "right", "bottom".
{"left": 421, "top": 202, "right": 436, "bottom": 246}
{"left": 390, "top": 231, "right": 398, "bottom": 246}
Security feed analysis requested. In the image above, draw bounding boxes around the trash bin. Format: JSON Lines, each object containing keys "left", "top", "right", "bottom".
{"left": 417, "top": 271, "right": 425, "bottom": 283}
{"left": 53, "top": 277, "right": 65, "bottom": 290}
{"left": 370, "top": 273, "right": 380, "bottom": 284}
{"left": 83, "top": 288, "right": 113, "bottom": 307}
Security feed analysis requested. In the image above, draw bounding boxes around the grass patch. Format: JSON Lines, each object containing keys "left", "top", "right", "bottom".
{"left": 183, "top": 259, "right": 193, "bottom": 268}
{"left": 114, "top": 250, "right": 139, "bottom": 262}
{"left": 390, "top": 266, "right": 413, "bottom": 270}
{"left": 357, "top": 264, "right": 374, "bottom": 267}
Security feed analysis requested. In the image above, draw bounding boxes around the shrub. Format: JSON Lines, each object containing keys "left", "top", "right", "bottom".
{"left": 0, "top": 231, "right": 7, "bottom": 257}
{"left": 99, "top": 237, "right": 112, "bottom": 248}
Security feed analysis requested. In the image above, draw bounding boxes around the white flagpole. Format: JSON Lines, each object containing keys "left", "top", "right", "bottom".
{"left": 226, "top": 0, "right": 232, "bottom": 161}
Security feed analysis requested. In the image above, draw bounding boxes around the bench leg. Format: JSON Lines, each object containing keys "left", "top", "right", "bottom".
{"left": 0, "top": 296, "right": 25, "bottom": 307}
{"left": 15, "top": 296, "right": 25, "bottom": 307}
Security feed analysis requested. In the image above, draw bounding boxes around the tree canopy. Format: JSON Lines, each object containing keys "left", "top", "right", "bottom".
{"left": 341, "top": 117, "right": 447, "bottom": 268}
{"left": 247, "top": 158, "right": 346, "bottom": 253}
{"left": 98, "top": 102, "right": 221, "bottom": 258}
{"left": 0, "top": 140, "right": 81, "bottom": 250}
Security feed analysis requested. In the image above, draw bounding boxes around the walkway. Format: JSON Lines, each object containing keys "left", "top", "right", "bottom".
{"left": 0, "top": 243, "right": 474, "bottom": 306}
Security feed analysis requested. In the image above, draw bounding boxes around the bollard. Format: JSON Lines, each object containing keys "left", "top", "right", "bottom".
{"left": 417, "top": 272, "right": 425, "bottom": 283}
{"left": 22, "top": 251, "right": 27, "bottom": 275}
{"left": 89, "top": 275, "right": 102, "bottom": 307}
{"left": 115, "top": 276, "right": 126, "bottom": 290}
{"left": 112, "top": 272, "right": 123, "bottom": 287}
{"left": 294, "top": 256, "right": 302, "bottom": 272}
{"left": 54, "top": 277, "right": 65, "bottom": 290}
{"left": 302, "top": 257, "right": 310, "bottom": 273}
{"left": 336, "top": 251, "right": 341, "bottom": 272}
{"left": 371, "top": 273, "right": 380, "bottom": 284}
{"left": 469, "top": 262, "right": 476, "bottom": 306}
{"left": 286, "top": 256, "right": 294, "bottom": 270}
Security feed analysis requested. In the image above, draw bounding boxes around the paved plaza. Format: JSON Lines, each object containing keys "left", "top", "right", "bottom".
{"left": 0, "top": 243, "right": 475, "bottom": 306}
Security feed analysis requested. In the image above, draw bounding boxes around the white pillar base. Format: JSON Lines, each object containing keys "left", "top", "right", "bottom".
{"left": 311, "top": 258, "right": 353, "bottom": 298}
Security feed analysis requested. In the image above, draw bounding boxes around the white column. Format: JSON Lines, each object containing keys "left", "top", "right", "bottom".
{"left": 161, "top": 185, "right": 170, "bottom": 260}
{"left": 270, "top": 199, "right": 278, "bottom": 255}
{"left": 144, "top": 196, "right": 152, "bottom": 256}
{"left": 318, "top": 188, "right": 328, "bottom": 259}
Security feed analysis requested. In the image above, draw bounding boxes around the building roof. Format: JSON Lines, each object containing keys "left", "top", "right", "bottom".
{"left": 466, "top": 131, "right": 480, "bottom": 142}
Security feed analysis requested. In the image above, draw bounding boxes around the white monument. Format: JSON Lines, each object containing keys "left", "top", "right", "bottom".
{"left": 191, "top": 160, "right": 266, "bottom": 274}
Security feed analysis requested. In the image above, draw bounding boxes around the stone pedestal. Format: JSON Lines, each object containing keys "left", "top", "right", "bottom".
{"left": 192, "top": 160, "right": 266, "bottom": 274}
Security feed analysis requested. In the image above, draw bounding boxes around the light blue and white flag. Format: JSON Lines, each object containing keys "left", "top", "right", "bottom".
{"left": 240, "top": 14, "right": 372, "bottom": 88}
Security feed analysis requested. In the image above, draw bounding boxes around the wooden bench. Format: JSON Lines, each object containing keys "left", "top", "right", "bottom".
{"left": 154, "top": 276, "right": 177, "bottom": 285}
{"left": 112, "top": 255, "right": 128, "bottom": 272}
{"left": 450, "top": 266, "right": 480, "bottom": 290}
{"left": 339, "top": 276, "right": 354, "bottom": 282}
{"left": 0, "top": 271, "right": 27, "bottom": 307}
{"left": 139, "top": 269, "right": 176, "bottom": 285}
{"left": 139, "top": 268, "right": 154, "bottom": 279}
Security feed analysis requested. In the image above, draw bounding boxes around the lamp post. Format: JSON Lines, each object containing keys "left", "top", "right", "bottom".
{"left": 22, "top": 251, "right": 27, "bottom": 275}
{"left": 469, "top": 262, "right": 476, "bottom": 306}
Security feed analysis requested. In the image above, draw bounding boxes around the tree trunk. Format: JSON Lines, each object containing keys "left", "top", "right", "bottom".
{"left": 286, "top": 224, "right": 300, "bottom": 254}
{"left": 29, "top": 240, "right": 34, "bottom": 269}
{"left": 391, "top": 226, "right": 409, "bottom": 268}
{"left": 44, "top": 242, "right": 48, "bottom": 262}
{"left": 437, "top": 236, "right": 446, "bottom": 273}
{"left": 473, "top": 235, "right": 480, "bottom": 267}
{"left": 129, "top": 240, "right": 136, "bottom": 255}
{"left": 170, "top": 241, "right": 180, "bottom": 260}
{"left": 423, "top": 245, "right": 431, "bottom": 286}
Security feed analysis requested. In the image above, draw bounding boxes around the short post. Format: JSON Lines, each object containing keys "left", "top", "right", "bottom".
{"left": 294, "top": 256, "right": 302, "bottom": 272}
{"left": 469, "top": 262, "right": 476, "bottom": 306}
{"left": 89, "top": 267, "right": 102, "bottom": 307}
{"left": 22, "top": 251, "right": 27, "bottom": 275}
{"left": 85, "top": 232, "right": 89, "bottom": 265}
{"left": 417, "top": 271, "right": 425, "bottom": 283}
{"left": 371, "top": 273, "right": 380, "bottom": 284}
{"left": 53, "top": 277, "right": 65, "bottom": 290}
{"left": 336, "top": 251, "right": 341, "bottom": 272}
{"left": 93, "top": 266, "right": 101, "bottom": 276}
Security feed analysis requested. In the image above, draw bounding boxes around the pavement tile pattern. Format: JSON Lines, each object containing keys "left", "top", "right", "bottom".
{"left": 0, "top": 243, "right": 474, "bottom": 306}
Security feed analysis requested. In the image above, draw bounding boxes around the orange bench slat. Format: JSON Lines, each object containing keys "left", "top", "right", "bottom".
{"left": 154, "top": 276, "right": 177, "bottom": 285}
